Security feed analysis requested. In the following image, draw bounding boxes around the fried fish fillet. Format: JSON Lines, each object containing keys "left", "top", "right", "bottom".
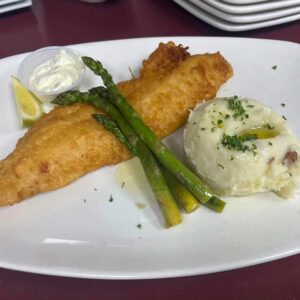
{"left": 0, "top": 42, "right": 233, "bottom": 206}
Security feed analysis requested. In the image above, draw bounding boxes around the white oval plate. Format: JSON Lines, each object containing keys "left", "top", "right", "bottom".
{"left": 0, "top": 37, "right": 300, "bottom": 279}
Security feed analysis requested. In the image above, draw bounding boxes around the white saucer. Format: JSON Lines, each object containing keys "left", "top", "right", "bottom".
{"left": 173, "top": 0, "right": 300, "bottom": 31}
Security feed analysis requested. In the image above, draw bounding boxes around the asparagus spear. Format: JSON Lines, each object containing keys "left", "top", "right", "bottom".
{"left": 95, "top": 113, "right": 200, "bottom": 214}
{"left": 81, "top": 56, "right": 224, "bottom": 207}
{"left": 95, "top": 114, "right": 182, "bottom": 227}
{"left": 54, "top": 91, "right": 182, "bottom": 227}
{"left": 89, "top": 88, "right": 226, "bottom": 212}
{"left": 160, "top": 166, "right": 200, "bottom": 214}
{"left": 53, "top": 90, "right": 226, "bottom": 213}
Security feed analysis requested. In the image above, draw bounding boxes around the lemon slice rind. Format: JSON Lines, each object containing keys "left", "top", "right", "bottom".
{"left": 12, "top": 76, "right": 42, "bottom": 128}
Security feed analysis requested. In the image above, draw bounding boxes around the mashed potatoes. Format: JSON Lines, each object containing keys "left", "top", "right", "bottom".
{"left": 183, "top": 96, "right": 300, "bottom": 198}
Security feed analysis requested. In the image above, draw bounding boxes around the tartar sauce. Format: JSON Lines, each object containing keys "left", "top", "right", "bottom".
{"left": 29, "top": 50, "right": 84, "bottom": 94}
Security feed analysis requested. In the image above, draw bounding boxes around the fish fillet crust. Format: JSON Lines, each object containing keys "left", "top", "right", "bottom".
{"left": 0, "top": 42, "right": 233, "bottom": 206}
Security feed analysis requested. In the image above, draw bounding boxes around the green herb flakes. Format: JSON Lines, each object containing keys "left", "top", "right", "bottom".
{"left": 109, "top": 195, "right": 114, "bottom": 202}
{"left": 227, "top": 96, "right": 247, "bottom": 120}
{"left": 136, "top": 224, "right": 142, "bottom": 229}
{"left": 218, "top": 163, "right": 224, "bottom": 169}
{"left": 221, "top": 133, "right": 258, "bottom": 154}
{"left": 217, "top": 119, "right": 224, "bottom": 128}
{"left": 264, "top": 123, "right": 275, "bottom": 130}
{"left": 272, "top": 65, "right": 277, "bottom": 70}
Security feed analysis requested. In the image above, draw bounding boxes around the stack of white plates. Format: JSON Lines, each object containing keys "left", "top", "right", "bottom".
{"left": 173, "top": 0, "right": 300, "bottom": 31}
{"left": 0, "top": 0, "right": 32, "bottom": 15}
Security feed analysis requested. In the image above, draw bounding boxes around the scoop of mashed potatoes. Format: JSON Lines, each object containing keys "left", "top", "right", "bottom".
{"left": 183, "top": 96, "right": 300, "bottom": 198}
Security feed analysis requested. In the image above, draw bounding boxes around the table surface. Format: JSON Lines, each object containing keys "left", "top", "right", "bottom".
{"left": 1, "top": 0, "right": 300, "bottom": 299}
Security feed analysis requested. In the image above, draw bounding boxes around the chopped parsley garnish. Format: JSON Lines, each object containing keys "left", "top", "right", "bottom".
{"left": 129, "top": 67, "right": 136, "bottom": 79}
{"left": 281, "top": 103, "right": 286, "bottom": 107}
{"left": 217, "top": 119, "right": 224, "bottom": 128}
{"left": 201, "top": 127, "right": 206, "bottom": 131}
{"left": 109, "top": 195, "right": 114, "bottom": 202}
{"left": 221, "top": 133, "right": 258, "bottom": 154}
{"left": 218, "top": 163, "right": 224, "bottom": 169}
{"left": 227, "top": 96, "right": 247, "bottom": 120}
{"left": 282, "top": 115, "right": 287, "bottom": 120}
{"left": 272, "top": 65, "right": 277, "bottom": 70}
{"left": 268, "top": 142, "right": 273, "bottom": 146}
{"left": 225, "top": 114, "right": 230, "bottom": 119}
{"left": 136, "top": 224, "right": 142, "bottom": 229}
{"left": 230, "top": 155, "right": 234, "bottom": 161}
{"left": 94, "top": 188, "right": 98, "bottom": 191}
{"left": 263, "top": 123, "right": 275, "bottom": 130}
{"left": 289, "top": 173, "right": 293, "bottom": 177}
{"left": 121, "top": 182, "right": 125, "bottom": 188}
{"left": 247, "top": 105, "right": 255, "bottom": 108}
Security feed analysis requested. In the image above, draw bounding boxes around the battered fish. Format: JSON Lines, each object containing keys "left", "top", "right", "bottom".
{"left": 0, "top": 42, "right": 233, "bottom": 206}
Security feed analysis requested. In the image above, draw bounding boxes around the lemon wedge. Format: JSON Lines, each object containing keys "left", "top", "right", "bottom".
{"left": 12, "top": 76, "right": 42, "bottom": 127}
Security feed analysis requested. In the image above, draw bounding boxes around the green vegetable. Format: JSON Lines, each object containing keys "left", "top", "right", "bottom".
{"left": 93, "top": 112, "right": 183, "bottom": 228}
{"left": 81, "top": 56, "right": 224, "bottom": 206}
{"left": 54, "top": 91, "right": 182, "bottom": 227}
{"left": 160, "top": 166, "right": 200, "bottom": 214}
{"left": 95, "top": 113, "right": 182, "bottom": 227}
{"left": 94, "top": 114, "right": 200, "bottom": 215}
{"left": 54, "top": 89, "right": 226, "bottom": 213}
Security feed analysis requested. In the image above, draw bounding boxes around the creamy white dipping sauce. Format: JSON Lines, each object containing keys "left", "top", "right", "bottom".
{"left": 184, "top": 97, "right": 300, "bottom": 198}
{"left": 29, "top": 50, "right": 85, "bottom": 94}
